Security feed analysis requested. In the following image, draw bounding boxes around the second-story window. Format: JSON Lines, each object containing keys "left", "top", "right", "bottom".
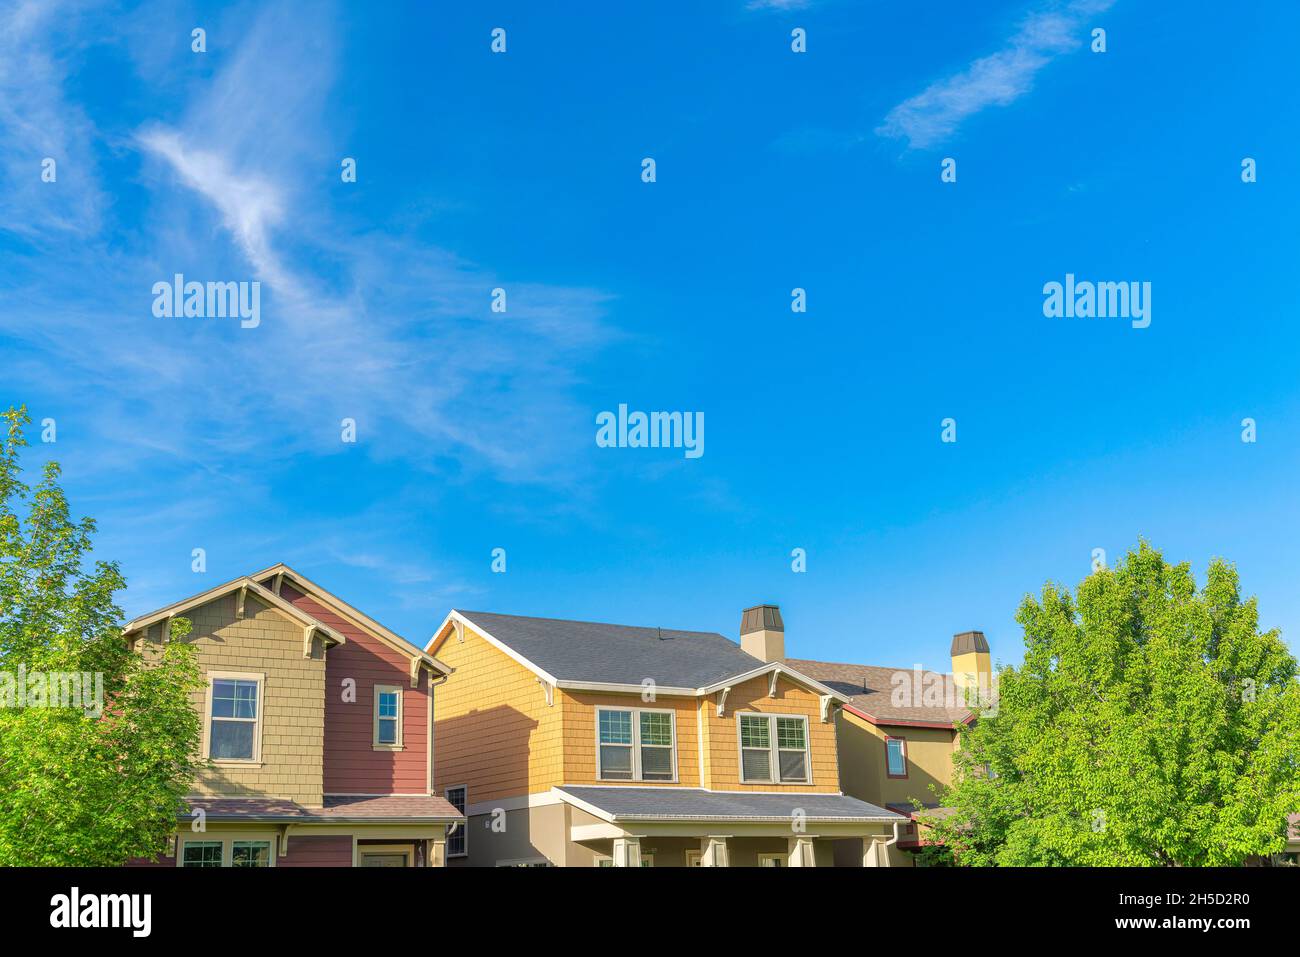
{"left": 596, "top": 707, "right": 676, "bottom": 782}
{"left": 885, "top": 736, "right": 908, "bottom": 778}
{"left": 373, "top": 685, "right": 403, "bottom": 749}
{"left": 738, "top": 713, "right": 810, "bottom": 784}
{"left": 207, "top": 674, "right": 262, "bottom": 762}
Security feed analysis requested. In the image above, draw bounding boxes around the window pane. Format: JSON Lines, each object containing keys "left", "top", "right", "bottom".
{"left": 740, "top": 715, "right": 769, "bottom": 749}
{"left": 598, "top": 710, "right": 632, "bottom": 745}
{"left": 378, "top": 691, "right": 398, "bottom": 718}
{"left": 377, "top": 717, "right": 398, "bottom": 745}
{"left": 231, "top": 841, "right": 271, "bottom": 867}
{"left": 210, "top": 719, "right": 255, "bottom": 759}
{"left": 776, "top": 717, "right": 805, "bottom": 750}
{"left": 741, "top": 747, "right": 772, "bottom": 782}
{"left": 778, "top": 749, "right": 807, "bottom": 782}
{"left": 599, "top": 744, "right": 633, "bottom": 779}
{"left": 182, "top": 842, "right": 223, "bottom": 868}
{"left": 639, "top": 711, "right": 672, "bottom": 746}
{"left": 446, "top": 786, "right": 467, "bottom": 856}
{"left": 640, "top": 745, "right": 673, "bottom": 780}
{"left": 887, "top": 739, "right": 906, "bottom": 775}
{"left": 212, "top": 679, "right": 257, "bottom": 719}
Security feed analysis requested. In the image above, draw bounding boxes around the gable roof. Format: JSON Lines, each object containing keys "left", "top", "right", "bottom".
{"left": 252, "top": 563, "right": 450, "bottom": 677}
{"left": 122, "top": 576, "right": 348, "bottom": 649}
{"left": 784, "top": 658, "right": 974, "bottom": 728}
{"left": 427, "top": 610, "right": 844, "bottom": 701}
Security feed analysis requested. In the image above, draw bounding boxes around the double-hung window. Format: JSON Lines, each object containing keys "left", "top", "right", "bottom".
{"left": 206, "top": 674, "right": 262, "bottom": 762}
{"left": 596, "top": 707, "right": 676, "bottom": 782}
{"left": 373, "top": 685, "right": 403, "bottom": 749}
{"left": 180, "top": 838, "right": 273, "bottom": 867}
{"left": 738, "top": 713, "right": 810, "bottom": 784}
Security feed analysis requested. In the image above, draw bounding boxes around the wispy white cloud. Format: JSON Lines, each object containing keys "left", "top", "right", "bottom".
{"left": 877, "top": 0, "right": 1116, "bottom": 149}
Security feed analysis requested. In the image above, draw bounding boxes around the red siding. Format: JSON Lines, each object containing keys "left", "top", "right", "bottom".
{"left": 282, "top": 585, "right": 430, "bottom": 795}
{"left": 279, "top": 835, "right": 354, "bottom": 867}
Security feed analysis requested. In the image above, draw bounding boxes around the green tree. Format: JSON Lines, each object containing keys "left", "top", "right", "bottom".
{"left": 927, "top": 541, "right": 1300, "bottom": 866}
{"left": 0, "top": 406, "right": 203, "bottom": 865}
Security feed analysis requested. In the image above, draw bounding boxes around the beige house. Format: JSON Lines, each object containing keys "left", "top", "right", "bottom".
{"left": 787, "top": 631, "right": 991, "bottom": 866}
{"left": 425, "top": 605, "right": 906, "bottom": 866}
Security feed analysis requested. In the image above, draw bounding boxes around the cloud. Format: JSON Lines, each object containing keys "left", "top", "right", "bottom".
{"left": 877, "top": 0, "right": 1115, "bottom": 149}
{"left": 746, "top": 0, "right": 810, "bottom": 9}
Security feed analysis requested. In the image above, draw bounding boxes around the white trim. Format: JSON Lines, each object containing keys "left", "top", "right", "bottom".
{"left": 735, "top": 711, "right": 812, "bottom": 786}
{"left": 177, "top": 832, "right": 277, "bottom": 868}
{"left": 427, "top": 611, "right": 560, "bottom": 686}
{"left": 495, "top": 857, "right": 552, "bottom": 867}
{"left": 685, "top": 848, "right": 703, "bottom": 867}
{"left": 557, "top": 679, "right": 699, "bottom": 696}
{"left": 445, "top": 785, "right": 468, "bottom": 858}
{"left": 758, "top": 852, "right": 785, "bottom": 868}
{"left": 372, "top": 683, "right": 403, "bottom": 750}
{"left": 356, "top": 843, "right": 416, "bottom": 867}
{"left": 202, "top": 671, "right": 265, "bottom": 764}
{"left": 251, "top": 563, "right": 450, "bottom": 675}
{"left": 594, "top": 705, "right": 679, "bottom": 783}
{"left": 550, "top": 787, "right": 903, "bottom": 825}
{"left": 464, "top": 791, "right": 563, "bottom": 816}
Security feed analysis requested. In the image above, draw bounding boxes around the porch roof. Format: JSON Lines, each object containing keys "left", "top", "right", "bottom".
{"left": 556, "top": 786, "right": 904, "bottom": 824}
{"left": 183, "top": 795, "right": 463, "bottom": 825}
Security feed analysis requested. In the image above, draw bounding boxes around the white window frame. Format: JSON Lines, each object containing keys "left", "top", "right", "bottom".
{"left": 594, "top": 706, "right": 678, "bottom": 783}
{"left": 445, "top": 785, "right": 467, "bottom": 858}
{"left": 373, "top": 684, "right": 403, "bottom": 750}
{"left": 758, "top": 853, "right": 785, "bottom": 867}
{"left": 685, "top": 849, "right": 703, "bottom": 867}
{"left": 177, "top": 833, "right": 277, "bottom": 868}
{"left": 736, "top": 712, "right": 811, "bottom": 785}
{"left": 594, "top": 852, "right": 654, "bottom": 867}
{"left": 202, "top": 672, "right": 265, "bottom": 765}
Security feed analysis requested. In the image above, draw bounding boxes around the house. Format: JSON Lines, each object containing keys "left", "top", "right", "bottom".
{"left": 787, "top": 631, "right": 992, "bottom": 866}
{"left": 424, "top": 603, "right": 906, "bottom": 866}
{"left": 124, "top": 564, "right": 463, "bottom": 867}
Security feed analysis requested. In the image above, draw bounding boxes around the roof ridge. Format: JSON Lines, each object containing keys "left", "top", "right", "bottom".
{"left": 457, "top": 609, "right": 730, "bottom": 640}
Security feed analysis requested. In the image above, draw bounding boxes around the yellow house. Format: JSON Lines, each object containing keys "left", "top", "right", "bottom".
{"left": 425, "top": 604, "right": 906, "bottom": 866}
{"left": 787, "top": 631, "right": 992, "bottom": 866}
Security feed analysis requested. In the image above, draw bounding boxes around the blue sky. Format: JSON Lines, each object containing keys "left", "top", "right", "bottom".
{"left": 2, "top": 0, "right": 1298, "bottom": 672}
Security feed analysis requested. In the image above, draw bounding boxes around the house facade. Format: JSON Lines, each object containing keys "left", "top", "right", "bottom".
{"left": 787, "top": 632, "right": 989, "bottom": 865}
{"left": 125, "top": 564, "right": 463, "bottom": 867}
{"left": 425, "top": 604, "right": 905, "bottom": 866}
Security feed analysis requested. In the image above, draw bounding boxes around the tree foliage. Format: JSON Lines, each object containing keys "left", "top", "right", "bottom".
{"left": 0, "top": 406, "right": 203, "bottom": 865}
{"left": 927, "top": 541, "right": 1300, "bottom": 866}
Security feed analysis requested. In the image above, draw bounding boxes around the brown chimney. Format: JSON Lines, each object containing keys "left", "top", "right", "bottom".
{"left": 740, "top": 604, "right": 785, "bottom": 662}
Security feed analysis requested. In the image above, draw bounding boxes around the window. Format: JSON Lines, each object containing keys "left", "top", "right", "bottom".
{"left": 206, "top": 674, "right": 262, "bottom": 761}
{"left": 595, "top": 854, "right": 653, "bottom": 867}
{"left": 181, "top": 841, "right": 223, "bottom": 868}
{"left": 886, "top": 737, "right": 908, "bottom": 778}
{"left": 738, "top": 713, "right": 810, "bottom": 784}
{"left": 373, "top": 685, "right": 402, "bottom": 749}
{"left": 596, "top": 707, "right": 676, "bottom": 782}
{"left": 231, "top": 841, "right": 272, "bottom": 867}
{"left": 446, "top": 785, "right": 467, "bottom": 858}
{"left": 758, "top": 853, "right": 785, "bottom": 867}
{"left": 685, "top": 849, "right": 703, "bottom": 867}
{"left": 180, "top": 837, "right": 275, "bottom": 867}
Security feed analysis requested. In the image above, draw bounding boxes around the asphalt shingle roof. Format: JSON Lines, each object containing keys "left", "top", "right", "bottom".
{"left": 784, "top": 658, "right": 973, "bottom": 726}
{"left": 456, "top": 610, "right": 766, "bottom": 687}
{"left": 557, "top": 786, "right": 903, "bottom": 822}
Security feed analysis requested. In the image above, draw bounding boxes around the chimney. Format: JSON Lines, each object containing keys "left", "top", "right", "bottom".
{"left": 740, "top": 604, "right": 785, "bottom": 662}
{"left": 950, "top": 630, "right": 991, "bottom": 697}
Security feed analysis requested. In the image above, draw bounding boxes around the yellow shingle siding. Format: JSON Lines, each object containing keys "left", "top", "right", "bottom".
{"left": 701, "top": 674, "right": 840, "bottom": 792}
{"left": 837, "top": 708, "right": 959, "bottom": 808}
{"left": 431, "top": 624, "right": 563, "bottom": 803}
{"left": 560, "top": 690, "right": 701, "bottom": 787}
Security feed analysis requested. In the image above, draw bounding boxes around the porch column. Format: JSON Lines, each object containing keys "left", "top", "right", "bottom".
{"left": 429, "top": 837, "right": 447, "bottom": 867}
{"left": 612, "top": 836, "right": 642, "bottom": 867}
{"left": 788, "top": 835, "right": 817, "bottom": 867}
{"left": 700, "top": 836, "right": 729, "bottom": 867}
{"left": 863, "top": 835, "right": 891, "bottom": 867}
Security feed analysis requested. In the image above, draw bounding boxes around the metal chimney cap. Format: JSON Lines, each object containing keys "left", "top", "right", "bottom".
{"left": 951, "top": 630, "right": 989, "bottom": 655}
{"left": 741, "top": 604, "right": 784, "bottom": 635}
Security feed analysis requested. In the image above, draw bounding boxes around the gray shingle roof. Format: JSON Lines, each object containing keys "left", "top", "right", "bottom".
{"left": 557, "top": 786, "right": 903, "bottom": 822}
{"left": 456, "top": 610, "right": 765, "bottom": 687}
